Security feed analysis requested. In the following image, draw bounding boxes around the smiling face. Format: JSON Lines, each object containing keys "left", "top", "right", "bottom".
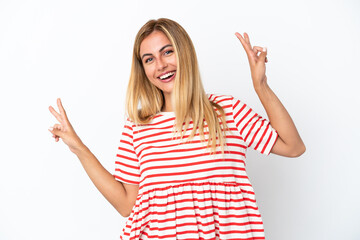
{"left": 140, "top": 30, "right": 177, "bottom": 101}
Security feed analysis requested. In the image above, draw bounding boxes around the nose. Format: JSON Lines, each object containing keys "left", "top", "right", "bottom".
{"left": 156, "top": 58, "right": 167, "bottom": 71}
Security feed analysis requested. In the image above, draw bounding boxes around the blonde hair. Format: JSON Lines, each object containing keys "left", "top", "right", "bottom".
{"left": 125, "top": 18, "right": 230, "bottom": 156}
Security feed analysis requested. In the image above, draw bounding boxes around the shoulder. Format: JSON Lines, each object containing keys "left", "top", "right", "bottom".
{"left": 121, "top": 117, "right": 135, "bottom": 131}
{"left": 206, "top": 93, "right": 234, "bottom": 105}
{"left": 206, "top": 93, "right": 237, "bottom": 117}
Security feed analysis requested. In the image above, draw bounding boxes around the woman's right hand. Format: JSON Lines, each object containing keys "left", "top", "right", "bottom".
{"left": 48, "top": 98, "right": 85, "bottom": 154}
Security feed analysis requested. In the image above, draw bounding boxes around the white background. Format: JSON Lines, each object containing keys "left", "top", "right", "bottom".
{"left": 1, "top": 0, "right": 359, "bottom": 239}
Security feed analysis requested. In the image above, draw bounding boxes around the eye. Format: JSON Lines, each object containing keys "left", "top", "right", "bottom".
{"left": 164, "top": 50, "right": 173, "bottom": 55}
{"left": 145, "top": 57, "right": 153, "bottom": 63}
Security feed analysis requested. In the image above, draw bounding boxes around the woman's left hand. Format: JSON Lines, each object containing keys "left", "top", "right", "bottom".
{"left": 235, "top": 32, "right": 268, "bottom": 88}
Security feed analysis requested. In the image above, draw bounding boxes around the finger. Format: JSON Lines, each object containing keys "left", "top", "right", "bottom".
{"left": 235, "top": 32, "right": 255, "bottom": 65}
{"left": 235, "top": 32, "right": 252, "bottom": 53}
{"left": 253, "top": 46, "right": 264, "bottom": 56}
{"left": 49, "top": 129, "right": 55, "bottom": 138}
{"left": 48, "top": 124, "right": 63, "bottom": 137}
{"left": 253, "top": 46, "right": 267, "bottom": 53}
{"left": 244, "top": 32, "right": 251, "bottom": 45}
{"left": 258, "top": 47, "right": 267, "bottom": 62}
{"left": 49, "top": 106, "right": 62, "bottom": 123}
{"left": 57, "top": 98, "right": 68, "bottom": 119}
{"left": 54, "top": 123, "right": 63, "bottom": 131}
{"left": 48, "top": 127, "right": 60, "bottom": 141}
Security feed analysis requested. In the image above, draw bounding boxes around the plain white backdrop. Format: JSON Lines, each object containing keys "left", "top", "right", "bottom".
{"left": 1, "top": 0, "right": 359, "bottom": 239}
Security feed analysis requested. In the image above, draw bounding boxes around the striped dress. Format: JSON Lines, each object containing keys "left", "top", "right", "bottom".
{"left": 114, "top": 93, "right": 278, "bottom": 240}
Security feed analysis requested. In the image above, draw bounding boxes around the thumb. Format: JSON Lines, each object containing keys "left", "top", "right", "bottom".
{"left": 48, "top": 124, "right": 64, "bottom": 137}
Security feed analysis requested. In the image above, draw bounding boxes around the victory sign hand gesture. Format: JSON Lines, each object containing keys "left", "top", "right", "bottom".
{"left": 48, "top": 98, "right": 84, "bottom": 154}
{"left": 235, "top": 32, "right": 268, "bottom": 89}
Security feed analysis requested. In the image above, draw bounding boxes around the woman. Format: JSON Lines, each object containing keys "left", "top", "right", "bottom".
{"left": 49, "top": 18, "right": 305, "bottom": 239}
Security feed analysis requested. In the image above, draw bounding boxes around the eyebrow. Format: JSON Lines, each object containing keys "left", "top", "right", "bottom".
{"left": 141, "top": 44, "right": 173, "bottom": 60}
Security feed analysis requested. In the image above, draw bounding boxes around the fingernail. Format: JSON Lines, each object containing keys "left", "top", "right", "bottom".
{"left": 263, "top": 47, "right": 267, "bottom": 52}
{"left": 49, "top": 127, "right": 53, "bottom": 131}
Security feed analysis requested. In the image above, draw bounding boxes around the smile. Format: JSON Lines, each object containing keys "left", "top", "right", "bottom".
{"left": 158, "top": 71, "right": 176, "bottom": 81}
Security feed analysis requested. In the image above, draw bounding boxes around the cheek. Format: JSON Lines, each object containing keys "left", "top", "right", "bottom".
{"left": 143, "top": 66, "right": 154, "bottom": 80}
{"left": 171, "top": 57, "right": 177, "bottom": 68}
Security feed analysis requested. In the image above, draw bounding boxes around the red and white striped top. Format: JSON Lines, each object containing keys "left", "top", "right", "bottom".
{"left": 114, "top": 93, "right": 278, "bottom": 240}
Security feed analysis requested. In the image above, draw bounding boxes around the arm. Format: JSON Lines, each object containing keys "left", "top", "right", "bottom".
{"left": 48, "top": 98, "right": 138, "bottom": 217}
{"left": 235, "top": 32, "right": 306, "bottom": 157}
{"left": 254, "top": 81, "right": 306, "bottom": 157}
{"left": 73, "top": 144, "right": 138, "bottom": 217}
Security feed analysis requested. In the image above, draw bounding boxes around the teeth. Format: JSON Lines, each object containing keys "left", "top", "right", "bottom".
{"left": 159, "top": 71, "right": 175, "bottom": 80}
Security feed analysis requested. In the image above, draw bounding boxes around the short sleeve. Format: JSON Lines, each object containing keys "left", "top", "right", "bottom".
{"left": 114, "top": 117, "right": 140, "bottom": 185}
{"left": 231, "top": 96, "right": 278, "bottom": 156}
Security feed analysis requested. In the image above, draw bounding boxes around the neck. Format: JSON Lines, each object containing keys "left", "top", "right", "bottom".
{"left": 162, "top": 92, "right": 173, "bottom": 112}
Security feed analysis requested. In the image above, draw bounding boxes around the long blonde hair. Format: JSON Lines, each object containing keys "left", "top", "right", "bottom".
{"left": 125, "top": 18, "right": 230, "bottom": 156}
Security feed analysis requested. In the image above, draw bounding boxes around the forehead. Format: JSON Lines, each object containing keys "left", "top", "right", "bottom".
{"left": 140, "top": 30, "right": 172, "bottom": 55}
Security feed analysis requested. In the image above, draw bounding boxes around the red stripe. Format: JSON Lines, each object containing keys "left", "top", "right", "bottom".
{"left": 134, "top": 121, "right": 234, "bottom": 136}
{"left": 133, "top": 122, "right": 234, "bottom": 144}
{"left": 128, "top": 219, "right": 263, "bottom": 231}
{"left": 240, "top": 110, "right": 257, "bottom": 135}
{"left": 134, "top": 195, "right": 257, "bottom": 209}
{"left": 114, "top": 168, "right": 140, "bottom": 178}
{"left": 261, "top": 130, "right": 273, "bottom": 154}
{"left": 220, "top": 103, "right": 232, "bottom": 109}
{"left": 150, "top": 117, "right": 177, "bottom": 126}
{"left": 141, "top": 226, "right": 264, "bottom": 238}
{"left": 148, "top": 201, "right": 258, "bottom": 211}
{"left": 254, "top": 122, "right": 270, "bottom": 151}
{"left": 138, "top": 181, "right": 253, "bottom": 194}
{"left": 127, "top": 198, "right": 259, "bottom": 221}
{"left": 124, "top": 220, "right": 264, "bottom": 239}
{"left": 139, "top": 175, "right": 251, "bottom": 190}
{"left": 115, "top": 154, "right": 137, "bottom": 163}
{"left": 135, "top": 131, "right": 242, "bottom": 153}
{"left": 133, "top": 108, "right": 233, "bottom": 135}
{"left": 141, "top": 145, "right": 245, "bottom": 165}
{"left": 117, "top": 145, "right": 135, "bottom": 155}
{"left": 114, "top": 175, "right": 138, "bottom": 185}
{"left": 131, "top": 229, "right": 265, "bottom": 240}
{"left": 140, "top": 150, "right": 245, "bottom": 167}
{"left": 248, "top": 119, "right": 265, "bottom": 147}
{"left": 121, "top": 132, "right": 133, "bottom": 139}
{"left": 135, "top": 130, "right": 174, "bottom": 142}
{"left": 243, "top": 115, "right": 261, "bottom": 142}
{"left": 268, "top": 130, "right": 279, "bottom": 154}
{"left": 141, "top": 145, "right": 214, "bottom": 159}
{"left": 115, "top": 161, "right": 140, "bottom": 171}
{"left": 141, "top": 158, "right": 246, "bottom": 175}
{"left": 118, "top": 139, "right": 132, "bottom": 147}
{"left": 127, "top": 210, "right": 263, "bottom": 232}
{"left": 140, "top": 210, "right": 261, "bottom": 224}
{"left": 124, "top": 124, "right": 132, "bottom": 131}
{"left": 213, "top": 95, "right": 232, "bottom": 104}
{"left": 212, "top": 94, "right": 219, "bottom": 101}
{"left": 142, "top": 166, "right": 247, "bottom": 180}
{"left": 225, "top": 142, "right": 247, "bottom": 148}
{"left": 126, "top": 212, "right": 264, "bottom": 238}
{"left": 138, "top": 137, "right": 242, "bottom": 158}
{"left": 233, "top": 103, "right": 247, "bottom": 128}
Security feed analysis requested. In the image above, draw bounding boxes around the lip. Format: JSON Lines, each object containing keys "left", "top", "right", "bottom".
{"left": 157, "top": 70, "right": 176, "bottom": 79}
{"left": 159, "top": 71, "right": 176, "bottom": 83}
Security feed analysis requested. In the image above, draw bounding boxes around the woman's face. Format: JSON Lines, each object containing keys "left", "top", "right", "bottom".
{"left": 139, "top": 30, "right": 177, "bottom": 97}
